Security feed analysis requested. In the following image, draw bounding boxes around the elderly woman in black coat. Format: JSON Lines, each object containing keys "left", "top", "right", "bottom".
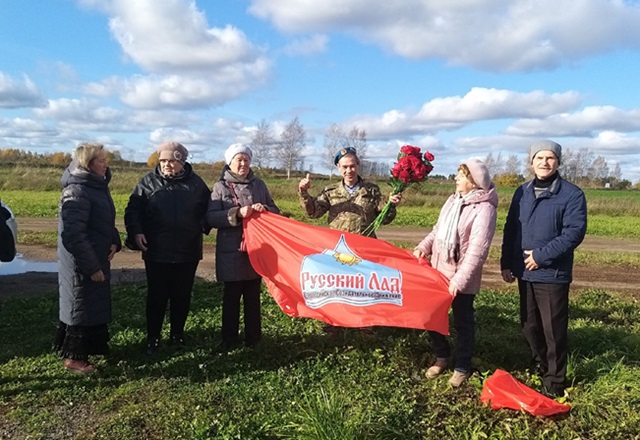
{"left": 207, "top": 143, "right": 279, "bottom": 351}
{"left": 125, "top": 141, "right": 211, "bottom": 355}
{"left": 53, "top": 143, "right": 121, "bottom": 374}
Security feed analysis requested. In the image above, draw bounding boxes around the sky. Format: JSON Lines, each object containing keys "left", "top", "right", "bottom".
{"left": 2, "top": 0, "right": 640, "bottom": 181}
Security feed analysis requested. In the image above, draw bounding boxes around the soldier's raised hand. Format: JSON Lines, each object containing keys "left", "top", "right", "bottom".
{"left": 299, "top": 173, "right": 312, "bottom": 192}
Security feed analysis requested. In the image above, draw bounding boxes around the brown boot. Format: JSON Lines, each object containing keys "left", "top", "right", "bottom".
{"left": 425, "top": 357, "right": 448, "bottom": 379}
{"left": 63, "top": 359, "right": 96, "bottom": 374}
{"left": 448, "top": 370, "right": 471, "bottom": 387}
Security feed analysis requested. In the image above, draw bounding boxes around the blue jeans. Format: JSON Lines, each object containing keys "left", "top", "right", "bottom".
{"left": 428, "top": 293, "right": 476, "bottom": 373}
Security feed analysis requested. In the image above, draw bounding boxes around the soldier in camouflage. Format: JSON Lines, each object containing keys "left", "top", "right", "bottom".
{"left": 298, "top": 147, "right": 402, "bottom": 238}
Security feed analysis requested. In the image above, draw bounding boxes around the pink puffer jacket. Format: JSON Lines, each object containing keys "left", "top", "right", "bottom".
{"left": 415, "top": 185, "right": 498, "bottom": 295}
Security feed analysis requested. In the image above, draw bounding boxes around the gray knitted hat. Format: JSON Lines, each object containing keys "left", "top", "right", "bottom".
{"left": 529, "top": 140, "right": 562, "bottom": 164}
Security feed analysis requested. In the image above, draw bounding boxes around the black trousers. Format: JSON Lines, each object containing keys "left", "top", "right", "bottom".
{"left": 518, "top": 280, "right": 570, "bottom": 393}
{"left": 145, "top": 260, "right": 199, "bottom": 340}
{"left": 222, "top": 278, "right": 262, "bottom": 345}
{"left": 428, "top": 293, "right": 476, "bottom": 373}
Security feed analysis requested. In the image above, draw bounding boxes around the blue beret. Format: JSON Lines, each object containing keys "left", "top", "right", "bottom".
{"left": 334, "top": 147, "right": 357, "bottom": 165}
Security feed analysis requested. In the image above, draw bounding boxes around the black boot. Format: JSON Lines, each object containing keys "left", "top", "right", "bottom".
{"left": 145, "top": 337, "right": 160, "bottom": 356}
{"left": 169, "top": 333, "right": 186, "bottom": 348}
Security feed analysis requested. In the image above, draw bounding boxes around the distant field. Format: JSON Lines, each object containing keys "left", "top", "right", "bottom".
{"left": 0, "top": 190, "right": 640, "bottom": 238}
{"left": 2, "top": 164, "right": 640, "bottom": 238}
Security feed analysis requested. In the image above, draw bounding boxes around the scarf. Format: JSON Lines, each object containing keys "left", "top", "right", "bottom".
{"left": 161, "top": 167, "right": 186, "bottom": 180}
{"left": 435, "top": 191, "right": 474, "bottom": 262}
{"left": 343, "top": 181, "right": 361, "bottom": 196}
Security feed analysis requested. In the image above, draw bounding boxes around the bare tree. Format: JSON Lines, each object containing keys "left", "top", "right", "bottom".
{"left": 611, "top": 162, "right": 622, "bottom": 182}
{"left": 323, "top": 123, "right": 345, "bottom": 179}
{"left": 250, "top": 119, "right": 275, "bottom": 168}
{"left": 561, "top": 148, "right": 593, "bottom": 183}
{"left": 523, "top": 155, "right": 535, "bottom": 180}
{"left": 276, "top": 117, "right": 306, "bottom": 179}
{"left": 504, "top": 154, "right": 522, "bottom": 176}
{"left": 590, "top": 155, "right": 609, "bottom": 184}
{"left": 345, "top": 126, "right": 368, "bottom": 161}
{"left": 483, "top": 152, "right": 504, "bottom": 178}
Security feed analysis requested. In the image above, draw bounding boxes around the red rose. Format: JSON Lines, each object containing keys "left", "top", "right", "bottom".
{"left": 399, "top": 145, "right": 414, "bottom": 155}
{"left": 412, "top": 162, "right": 428, "bottom": 181}
{"left": 398, "top": 170, "right": 411, "bottom": 183}
{"left": 396, "top": 156, "right": 412, "bottom": 170}
{"left": 407, "top": 155, "right": 422, "bottom": 170}
{"left": 424, "top": 151, "right": 435, "bottom": 162}
{"left": 399, "top": 145, "right": 421, "bottom": 158}
{"left": 426, "top": 164, "right": 434, "bottom": 174}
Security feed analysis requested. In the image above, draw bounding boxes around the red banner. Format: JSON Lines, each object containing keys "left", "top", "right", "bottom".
{"left": 243, "top": 212, "right": 452, "bottom": 334}
{"left": 480, "top": 369, "right": 571, "bottom": 416}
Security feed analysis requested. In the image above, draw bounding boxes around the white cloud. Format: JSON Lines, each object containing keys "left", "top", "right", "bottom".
{"left": 76, "top": 0, "right": 273, "bottom": 109}
{"left": 149, "top": 128, "right": 202, "bottom": 145}
{"left": 129, "top": 109, "right": 199, "bottom": 129}
{"left": 418, "top": 88, "right": 581, "bottom": 122}
{"left": 81, "top": 0, "right": 265, "bottom": 73}
{"left": 0, "top": 118, "right": 55, "bottom": 137}
{"left": 0, "top": 72, "right": 47, "bottom": 109}
{"left": 249, "top": 0, "right": 640, "bottom": 71}
{"left": 118, "top": 58, "right": 270, "bottom": 109}
{"left": 0, "top": 117, "right": 81, "bottom": 153}
{"left": 33, "top": 99, "right": 124, "bottom": 129}
{"left": 506, "top": 106, "right": 640, "bottom": 137}
{"left": 586, "top": 131, "right": 640, "bottom": 156}
{"left": 283, "top": 34, "right": 328, "bottom": 56}
{"left": 347, "top": 88, "right": 582, "bottom": 138}
{"left": 148, "top": 118, "right": 248, "bottom": 161}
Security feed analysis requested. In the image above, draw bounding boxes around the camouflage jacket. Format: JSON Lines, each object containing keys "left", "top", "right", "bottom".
{"left": 299, "top": 177, "right": 396, "bottom": 237}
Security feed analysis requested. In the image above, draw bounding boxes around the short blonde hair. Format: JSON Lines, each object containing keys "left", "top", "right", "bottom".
{"left": 75, "top": 143, "right": 105, "bottom": 171}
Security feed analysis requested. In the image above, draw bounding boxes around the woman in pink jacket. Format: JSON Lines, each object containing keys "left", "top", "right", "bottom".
{"left": 414, "top": 158, "right": 498, "bottom": 387}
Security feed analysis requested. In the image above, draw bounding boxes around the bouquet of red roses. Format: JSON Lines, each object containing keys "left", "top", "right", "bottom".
{"left": 363, "top": 145, "right": 435, "bottom": 236}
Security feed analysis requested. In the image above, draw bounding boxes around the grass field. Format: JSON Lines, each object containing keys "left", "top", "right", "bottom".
{"left": 0, "top": 284, "right": 638, "bottom": 439}
{"left": 2, "top": 164, "right": 640, "bottom": 439}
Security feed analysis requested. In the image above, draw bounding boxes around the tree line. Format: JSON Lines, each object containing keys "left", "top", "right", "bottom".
{"left": 1, "top": 123, "right": 637, "bottom": 189}
{"left": 0, "top": 148, "right": 137, "bottom": 168}
{"left": 481, "top": 150, "right": 633, "bottom": 189}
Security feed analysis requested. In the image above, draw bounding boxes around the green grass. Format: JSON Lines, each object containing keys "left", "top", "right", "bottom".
{"left": 3, "top": 183, "right": 640, "bottom": 239}
{"left": 1, "top": 284, "right": 638, "bottom": 439}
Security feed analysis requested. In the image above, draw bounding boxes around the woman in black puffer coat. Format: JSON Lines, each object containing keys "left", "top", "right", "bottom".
{"left": 53, "top": 143, "right": 121, "bottom": 374}
{"left": 125, "top": 142, "right": 211, "bottom": 355}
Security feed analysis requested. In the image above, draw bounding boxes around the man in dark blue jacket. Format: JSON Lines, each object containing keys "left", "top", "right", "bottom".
{"left": 500, "top": 140, "right": 587, "bottom": 397}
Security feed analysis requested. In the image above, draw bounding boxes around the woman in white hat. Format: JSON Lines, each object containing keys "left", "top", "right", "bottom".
{"left": 206, "top": 143, "right": 280, "bottom": 351}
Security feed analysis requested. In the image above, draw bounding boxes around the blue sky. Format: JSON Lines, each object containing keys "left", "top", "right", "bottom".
{"left": 2, "top": 0, "right": 640, "bottom": 181}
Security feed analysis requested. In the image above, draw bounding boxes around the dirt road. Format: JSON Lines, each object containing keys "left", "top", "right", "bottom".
{"left": 1, "top": 219, "right": 638, "bottom": 299}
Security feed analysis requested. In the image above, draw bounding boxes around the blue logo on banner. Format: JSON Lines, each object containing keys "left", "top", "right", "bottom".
{"left": 299, "top": 235, "right": 403, "bottom": 308}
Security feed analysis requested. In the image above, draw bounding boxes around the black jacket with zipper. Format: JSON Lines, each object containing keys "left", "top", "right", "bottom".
{"left": 125, "top": 163, "right": 211, "bottom": 263}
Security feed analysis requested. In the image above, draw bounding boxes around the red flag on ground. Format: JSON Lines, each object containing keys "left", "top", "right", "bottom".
{"left": 243, "top": 212, "right": 452, "bottom": 334}
{"left": 480, "top": 369, "right": 571, "bottom": 416}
